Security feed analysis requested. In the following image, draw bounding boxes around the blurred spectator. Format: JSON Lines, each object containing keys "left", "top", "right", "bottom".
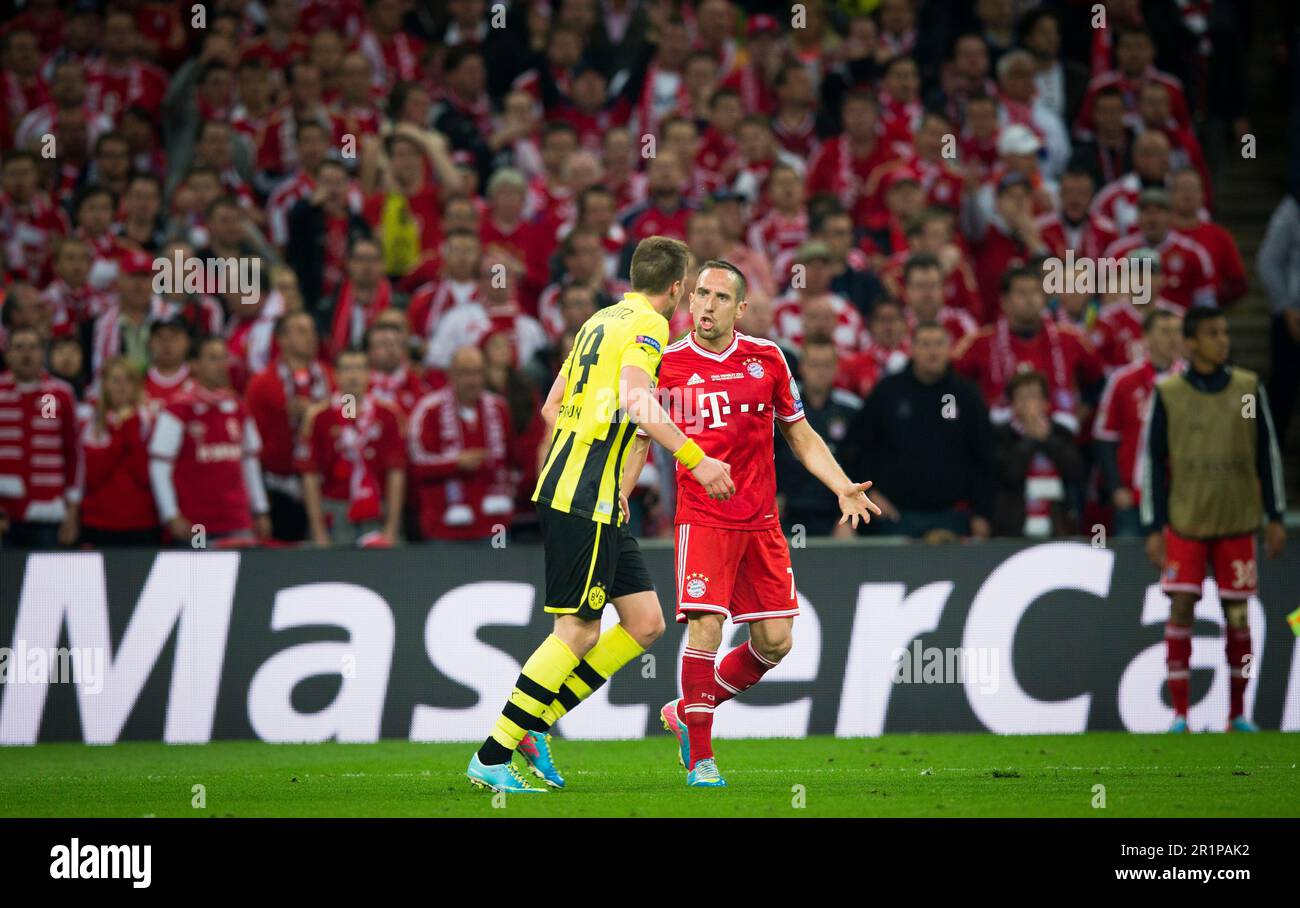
{"left": 1168, "top": 169, "right": 1246, "bottom": 307}
{"left": 407, "top": 345, "right": 517, "bottom": 541}
{"left": 43, "top": 237, "right": 107, "bottom": 343}
{"left": 900, "top": 253, "right": 978, "bottom": 346}
{"left": 1036, "top": 167, "right": 1118, "bottom": 263}
{"left": 299, "top": 347, "right": 406, "bottom": 547}
{"left": 955, "top": 265, "right": 1103, "bottom": 432}
{"left": 1070, "top": 86, "right": 1133, "bottom": 188}
{"left": 1091, "top": 130, "right": 1172, "bottom": 237}
{"left": 481, "top": 327, "right": 545, "bottom": 518}
{"left": 366, "top": 312, "right": 438, "bottom": 421}
{"left": 1257, "top": 193, "right": 1300, "bottom": 447}
{"left": 78, "top": 356, "right": 159, "bottom": 547}
{"left": 0, "top": 325, "right": 81, "bottom": 548}
{"left": 1, "top": 151, "right": 69, "bottom": 285}
{"left": 1094, "top": 308, "right": 1184, "bottom": 537}
{"left": 148, "top": 335, "right": 271, "bottom": 546}
{"left": 90, "top": 251, "right": 170, "bottom": 378}
{"left": 992, "top": 370, "right": 1085, "bottom": 538}
{"left": 318, "top": 236, "right": 393, "bottom": 355}
{"left": 1102, "top": 187, "right": 1216, "bottom": 312}
{"left": 846, "top": 321, "right": 994, "bottom": 539}
{"left": 816, "top": 207, "right": 886, "bottom": 318}
{"left": 286, "top": 160, "right": 373, "bottom": 315}
{"left": 994, "top": 48, "right": 1071, "bottom": 178}
{"left": 245, "top": 311, "right": 333, "bottom": 542}
{"left": 426, "top": 257, "right": 547, "bottom": 372}
{"left": 1019, "top": 8, "right": 1088, "bottom": 127}
{"left": 142, "top": 318, "right": 195, "bottom": 414}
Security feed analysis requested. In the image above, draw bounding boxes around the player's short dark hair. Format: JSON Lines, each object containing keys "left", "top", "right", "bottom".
{"left": 841, "top": 88, "right": 878, "bottom": 112}
{"left": 800, "top": 338, "right": 838, "bottom": 361}
{"left": 1001, "top": 265, "right": 1040, "bottom": 295}
{"left": 1182, "top": 305, "right": 1225, "bottom": 340}
{"left": 912, "top": 320, "right": 949, "bottom": 341}
{"left": 74, "top": 185, "right": 115, "bottom": 212}
{"left": 710, "top": 86, "right": 741, "bottom": 108}
{"left": 871, "top": 297, "right": 904, "bottom": 319}
{"left": 443, "top": 44, "right": 483, "bottom": 74}
{"left": 1017, "top": 8, "right": 1061, "bottom": 44}
{"left": 1114, "top": 24, "right": 1153, "bottom": 47}
{"left": 205, "top": 195, "right": 242, "bottom": 220}
{"left": 881, "top": 55, "right": 918, "bottom": 77}
{"left": 541, "top": 120, "right": 578, "bottom": 143}
{"left": 125, "top": 172, "right": 162, "bottom": 196}
{"left": 698, "top": 259, "right": 748, "bottom": 302}
{"left": 192, "top": 333, "right": 227, "bottom": 358}
{"left": 5, "top": 324, "right": 42, "bottom": 346}
{"left": 1093, "top": 85, "right": 1125, "bottom": 106}
{"left": 349, "top": 236, "right": 382, "bottom": 259}
{"left": 629, "top": 236, "right": 692, "bottom": 295}
{"left": 1006, "top": 369, "right": 1049, "bottom": 401}
{"left": 363, "top": 320, "right": 402, "bottom": 351}
{"left": 2, "top": 149, "right": 39, "bottom": 169}
{"left": 274, "top": 310, "right": 316, "bottom": 337}
{"left": 903, "top": 253, "right": 943, "bottom": 284}
{"left": 904, "top": 207, "right": 951, "bottom": 238}
{"left": 336, "top": 346, "right": 368, "bottom": 365}
{"left": 1142, "top": 307, "right": 1180, "bottom": 333}
{"left": 295, "top": 119, "right": 329, "bottom": 143}
{"left": 94, "top": 131, "right": 129, "bottom": 156}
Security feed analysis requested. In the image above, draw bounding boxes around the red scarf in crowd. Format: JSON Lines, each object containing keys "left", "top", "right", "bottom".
{"left": 330, "top": 279, "right": 393, "bottom": 354}
{"left": 337, "top": 393, "right": 383, "bottom": 522}
{"left": 993, "top": 316, "right": 1069, "bottom": 392}
{"left": 277, "top": 356, "right": 332, "bottom": 437}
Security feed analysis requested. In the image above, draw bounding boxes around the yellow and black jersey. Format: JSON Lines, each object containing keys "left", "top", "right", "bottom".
{"left": 533, "top": 292, "right": 669, "bottom": 524}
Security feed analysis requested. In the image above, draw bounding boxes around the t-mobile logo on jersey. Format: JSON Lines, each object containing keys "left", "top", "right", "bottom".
{"left": 696, "top": 390, "right": 733, "bottom": 429}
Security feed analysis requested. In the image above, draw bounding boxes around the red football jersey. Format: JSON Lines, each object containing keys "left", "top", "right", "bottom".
{"left": 148, "top": 387, "right": 260, "bottom": 536}
{"left": 1094, "top": 358, "right": 1182, "bottom": 500}
{"left": 653, "top": 332, "right": 805, "bottom": 529}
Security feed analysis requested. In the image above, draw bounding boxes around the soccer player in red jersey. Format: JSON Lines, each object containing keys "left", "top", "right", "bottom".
{"left": 634, "top": 260, "right": 881, "bottom": 786}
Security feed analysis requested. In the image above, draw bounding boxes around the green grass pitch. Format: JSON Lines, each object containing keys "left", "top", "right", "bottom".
{"left": 3, "top": 733, "right": 1297, "bottom": 818}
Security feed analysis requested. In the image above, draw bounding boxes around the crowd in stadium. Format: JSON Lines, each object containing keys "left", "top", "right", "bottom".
{"left": 0, "top": 0, "right": 1288, "bottom": 550}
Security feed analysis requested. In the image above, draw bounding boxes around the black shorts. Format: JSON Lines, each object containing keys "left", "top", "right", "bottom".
{"left": 538, "top": 505, "right": 655, "bottom": 620}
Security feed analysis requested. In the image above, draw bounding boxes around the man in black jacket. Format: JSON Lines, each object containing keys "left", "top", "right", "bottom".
{"left": 845, "top": 321, "right": 995, "bottom": 539}
{"left": 285, "top": 159, "right": 371, "bottom": 317}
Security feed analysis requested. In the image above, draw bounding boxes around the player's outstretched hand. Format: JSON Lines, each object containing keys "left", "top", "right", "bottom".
{"left": 838, "top": 480, "right": 883, "bottom": 529}
{"left": 691, "top": 456, "right": 736, "bottom": 500}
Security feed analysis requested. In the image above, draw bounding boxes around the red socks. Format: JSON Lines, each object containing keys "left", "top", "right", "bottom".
{"left": 1226, "top": 625, "right": 1252, "bottom": 720}
{"left": 679, "top": 640, "right": 779, "bottom": 770}
{"left": 1165, "top": 621, "right": 1192, "bottom": 717}
{"left": 715, "top": 640, "right": 777, "bottom": 704}
{"left": 1166, "top": 621, "right": 1254, "bottom": 721}
{"left": 680, "top": 647, "right": 717, "bottom": 769}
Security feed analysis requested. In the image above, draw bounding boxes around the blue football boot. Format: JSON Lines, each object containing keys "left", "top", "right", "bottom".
{"left": 466, "top": 754, "right": 547, "bottom": 793}
{"left": 517, "top": 732, "right": 566, "bottom": 789}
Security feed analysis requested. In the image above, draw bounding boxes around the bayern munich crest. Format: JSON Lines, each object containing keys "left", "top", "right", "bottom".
{"left": 744, "top": 359, "right": 765, "bottom": 379}
{"left": 685, "top": 572, "right": 709, "bottom": 599}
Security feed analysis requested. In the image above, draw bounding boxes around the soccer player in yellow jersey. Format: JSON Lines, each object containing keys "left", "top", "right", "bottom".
{"left": 467, "top": 236, "right": 736, "bottom": 793}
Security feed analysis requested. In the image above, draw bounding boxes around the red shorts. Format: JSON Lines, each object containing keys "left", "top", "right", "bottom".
{"left": 673, "top": 523, "right": 799, "bottom": 624}
{"left": 1161, "top": 528, "right": 1258, "bottom": 600}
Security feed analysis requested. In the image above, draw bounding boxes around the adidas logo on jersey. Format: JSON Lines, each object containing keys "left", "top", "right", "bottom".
{"left": 687, "top": 373, "right": 705, "bottom": 386}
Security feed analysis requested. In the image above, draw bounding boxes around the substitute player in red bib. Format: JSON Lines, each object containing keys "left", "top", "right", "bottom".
{"left": 635, "top": 260, "right": 881, "bottom": 786}
{"left": 1139, "top": 307, "right": 1287, "bottom": 733}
